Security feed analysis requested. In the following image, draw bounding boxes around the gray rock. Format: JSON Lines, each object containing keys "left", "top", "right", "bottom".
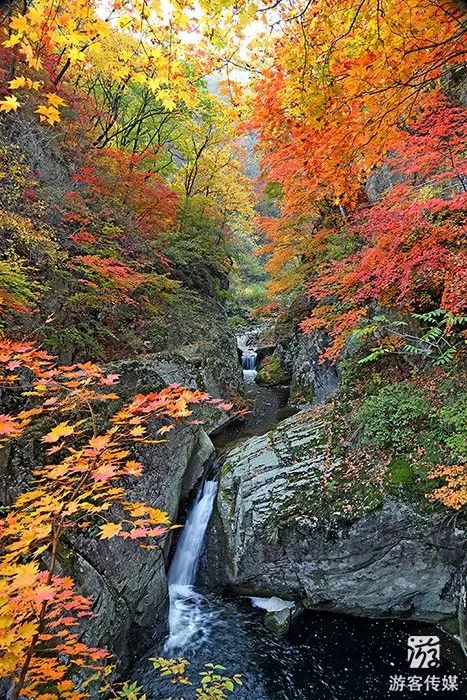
{"left": 278, "top": 331, "right": 338, "bottom": 406}
{"left": 365, "top": 164, "right": 404, "bottom": 203}
{"left": 209, "top": 409, "right": 465, "bottom": 626}
{"left": 264, "top": 607, "right": 292, "bottom": 635}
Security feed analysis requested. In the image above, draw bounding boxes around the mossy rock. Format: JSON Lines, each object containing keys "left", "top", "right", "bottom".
{"left": 255, "top": 352, "right": 290, "bottom": 386}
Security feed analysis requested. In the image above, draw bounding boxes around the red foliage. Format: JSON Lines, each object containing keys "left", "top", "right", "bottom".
{"left": 298, "top": 97, "right": 467, "bottom": 361}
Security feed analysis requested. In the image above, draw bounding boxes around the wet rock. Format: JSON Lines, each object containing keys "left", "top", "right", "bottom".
{"left": 265, "top": 607, "right": 292, "bottom": 635}
{"left": 209, "top": 409, "right": 465, "bottom": 626}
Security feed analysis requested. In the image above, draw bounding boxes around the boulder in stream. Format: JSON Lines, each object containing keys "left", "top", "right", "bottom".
{"left": 208, "top": 409, "right": 466, "bottom": 629}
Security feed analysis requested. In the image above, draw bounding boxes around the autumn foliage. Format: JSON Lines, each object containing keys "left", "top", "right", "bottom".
{"left": 250, "top": 0, "right": 466, "bottom": 361}
{"left": 0, "top": 340, "right": 227, "bottom": 698}
{"left": 0, "top": 0, "right": 466, "bottom": 694}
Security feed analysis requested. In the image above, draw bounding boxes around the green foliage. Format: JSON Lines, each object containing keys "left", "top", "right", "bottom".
{"left": 355, "top": 382, "right": 430, "bottom": 451}
{"left": 233, "top": 281, "right": 268, "bottom": 309}
{"left": 358, "top": 310, "right": 467, "bottom": 367}
{"left": 438, "top": 393, "right": 467, "bottom": 463}
{"left": 151, "top": 658, "right": 242, "bottom": 699}
{"left": 114, "top": 681, "right": 147, "bottom": 700}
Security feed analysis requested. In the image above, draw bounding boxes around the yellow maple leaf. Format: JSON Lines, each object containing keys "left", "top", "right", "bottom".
{"left": 0, "top": 95, "right": 20, "bottom": 113}
{"left": 99, "top": 522, "right": 122, "bottom": 540}
{"left": 158, "top": 90, "right": 177, "bottom": 111}
{"left": 17, "top": 621, "right": 38, "bottom": 639}
{"left": 26, "top": 55, "right": 43, "bottom": 70}
{"left": 45, "top": 92, "right": 67, "bottom": 108}
{"left": 41, "top": 420, "right": 74, "bottom": 443}
{"left": 9, "top": 15, "right": 29, "bottom": 34}
{"left": 11, "top": 562, "right": 39, "bottom": 589}
{"left": 35, "top": 104, "right": 61, "bottom": 126}
{"left": 68, "top": 46, "right": 86, "bottom": 63}
{"left": 3, "top": 34, "right": 21, "bottom": 48}
{"left": 132, "top": 72, "right": 147, "bottom": 85}
{"left": 7, "top": 76, "right": 27, "bottom": 90}
{"left": 147, "top": 77, "right": 161, "bottom": 93}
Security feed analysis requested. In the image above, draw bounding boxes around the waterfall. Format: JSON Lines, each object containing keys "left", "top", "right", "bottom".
{"left": 165, "top": 480, "right": 218, "bottom": 652}
{"left": 241, "top": 352, "right": 257, "bottom": 371}
{"left": 241, "top": 350, "right": 257, "bottom": 383}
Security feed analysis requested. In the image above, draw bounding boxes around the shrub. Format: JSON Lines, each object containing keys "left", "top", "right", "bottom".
{"left": 439, "top": 392, "right": 467, "bottom": 463}
{"left": 355, "top": 382, "right": 430, "bottom": 451}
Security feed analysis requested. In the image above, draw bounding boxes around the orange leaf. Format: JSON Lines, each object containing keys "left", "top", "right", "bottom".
{"left": 99, "top": 522, "right": 122, "bottom": 539}
{"left": 42, "top": 421, "right": 75, "bottom": 443}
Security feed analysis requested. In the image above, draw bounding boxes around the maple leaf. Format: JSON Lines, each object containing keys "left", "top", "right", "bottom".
{"left": 17, "top": 621, "right": 39, "bottom": 639}
{"left": 46, "top": 442, "right": 65, "bottom": 455}
{"left": 45, "top": 92, "right": 67, "bottom": 108}
{"left": 35, "top": 104, "right": 61, "bottom": 126}
{"left": 8, "top": 76, "right": 27, "bottom": 89}
{"left": 42, "top": 421, "right": 75, "bottom": 443}
{"left": 0, "top": 414, "right": 21, "bottom": 436}
{"left": 9, "top": 14, "right": 29, "bottom": 33}
{"left": 12, "top": 562, "right": 39, "bottom": 589}
{"left": 89, "top": 434, "right": 111, "bottom": 451}
{"left": 34, "top": 585, "right": 56, "bottom": 602}
{"left": 157, "top": 424, "right": 174, "bottom": 435}
{"left": 92, "top": 464, "right": 116, "bottom": 481}
{"left": 100, "top": 373, "right": 119, "bottom": 385}
{"left": 3, "top": 33, "right": 21, "bottom": 48}
{"left": 124, "top": 460, "right": 143, "bottom": 476}
{"left": 99, "top": 522, "right": 122, "bottom": 539}
{"left": 0, "top": 95, "right": 20, "bottom": 113}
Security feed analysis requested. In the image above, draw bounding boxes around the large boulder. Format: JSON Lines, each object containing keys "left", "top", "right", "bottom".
{"left": 208, "top": 409, "right": 466, "bottom": 626}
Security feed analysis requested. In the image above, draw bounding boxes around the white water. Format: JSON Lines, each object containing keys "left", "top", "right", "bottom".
{"left": 251, "top": 596, "right": 295, "bottom": 613}
{"left": 241, "top": 350, "right": 257, "bottom": 383}
{"left": 165, "top": 480, "right": 218, "bottom": 652}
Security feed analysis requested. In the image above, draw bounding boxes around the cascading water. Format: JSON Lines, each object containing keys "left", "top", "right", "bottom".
{"left": 165, "top": 480, "right": 218, "bottom": 653}
{"left": 241, "top": 350, "right": 257, "bottom": 383}
{"left": 237, "top": 331, "right": 259, "bottom": 384}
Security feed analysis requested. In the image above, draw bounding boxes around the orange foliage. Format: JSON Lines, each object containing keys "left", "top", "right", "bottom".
{"left": 251, "top": 0, "right": 466, "bottom": 362}
{"left": 0, "top": 340, "right": 224, "bottom": 698}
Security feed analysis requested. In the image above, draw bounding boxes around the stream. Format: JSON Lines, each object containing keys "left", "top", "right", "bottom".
{"left": 133, "top": 332, "right": 467, "bottom": 699}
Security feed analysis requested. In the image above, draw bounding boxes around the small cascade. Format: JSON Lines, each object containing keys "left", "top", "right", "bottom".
{"left": 241, "top": 349, "right": 257, "bottom": 383}
{"left": 165, "top": 480, "right": 218, "bottom": 652}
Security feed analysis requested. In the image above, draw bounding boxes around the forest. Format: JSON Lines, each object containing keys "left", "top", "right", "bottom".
{"left": 0, "top": 0, "right": 466, "bottom": 698}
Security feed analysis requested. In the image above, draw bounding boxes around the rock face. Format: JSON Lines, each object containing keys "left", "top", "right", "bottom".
{"left": 277, "top": 331, "right": 338, "bottom": 406}
{"left": 208, "top": 409, "right": 466, "bottom": 625}
{"left": 0, "top": 335, "right": 242, "bottom": 670}
{"left": 72, "top": 420, "right": 215, "bottom": 669}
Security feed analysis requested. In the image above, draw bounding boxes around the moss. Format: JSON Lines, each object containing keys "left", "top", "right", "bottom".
{"left": 289, "top": 380, "right": 315, "bottom": 406}
{"left": 220, "top": 460, "right": 233, "bottom": 477}
{"left": 385, "top": 457, "right": 415, "bottom": 488}
{"left": 256, "top": 352, "right": 290, "bottom": 386}
{"left": 384, "top": 455, "right": 440, "bottom": 510}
